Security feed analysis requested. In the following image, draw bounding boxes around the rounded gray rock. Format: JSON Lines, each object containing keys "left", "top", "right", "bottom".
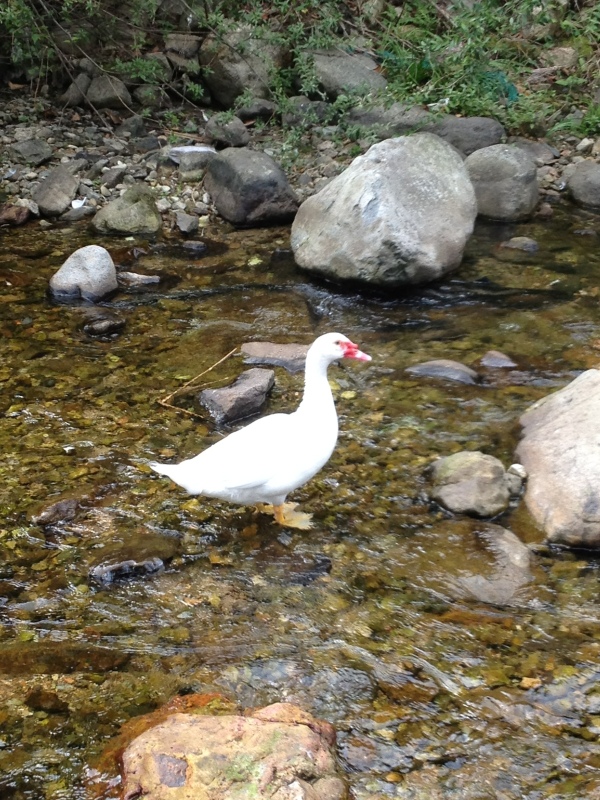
{"left": 49, "top": 245, "right": 118, "bottom": 302}
{"left": 567, "top": 161, "right": 600, "bottom": 209}
{"left": 465, "top": 144, "right": 539, "bottom": 221}
{"left": 291, "top": 133, "right": 477, "bottom": 287}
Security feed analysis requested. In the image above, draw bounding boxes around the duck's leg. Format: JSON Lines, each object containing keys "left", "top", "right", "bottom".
{"left": 272, "top": 502, "right": 314, "bottom": 530}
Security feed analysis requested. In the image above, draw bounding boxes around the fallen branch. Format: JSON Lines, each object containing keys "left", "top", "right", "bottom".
{"left": 157, "top": 346, "right": 239, "bottom": 417}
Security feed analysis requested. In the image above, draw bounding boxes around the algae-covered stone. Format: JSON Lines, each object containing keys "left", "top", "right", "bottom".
{"left": 92, "top": 184, "right": 162, "bottom": 235}
{"left": 431, "top": 451, "right": 514, "bottom": 517}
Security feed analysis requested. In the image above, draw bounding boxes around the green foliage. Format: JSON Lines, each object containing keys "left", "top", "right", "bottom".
{"left": 1, "top": 0, "right": 599, "bottom": 135}
{"left": 375, "top": 0, "right": 599, "bottom": 132}
{"left": 112, "top": 57, "right": 164, "bottom": 84}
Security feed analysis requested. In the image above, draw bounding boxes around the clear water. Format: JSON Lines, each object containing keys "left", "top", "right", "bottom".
{"left": 1, "top": 207, "right": 600, "bottom": 799}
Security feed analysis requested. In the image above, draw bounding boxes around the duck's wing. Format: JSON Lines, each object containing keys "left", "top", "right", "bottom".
{"left": 183, "top": 413, "right": 293, "bottom": 491}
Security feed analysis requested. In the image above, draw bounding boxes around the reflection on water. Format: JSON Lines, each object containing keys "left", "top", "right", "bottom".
{"left": 1, "top": 207, "right": 600, "bottom": 798}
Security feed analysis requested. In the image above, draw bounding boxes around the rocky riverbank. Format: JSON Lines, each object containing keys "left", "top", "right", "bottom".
{"left": 2, "top": 88, "right": 600, "bottom": 240}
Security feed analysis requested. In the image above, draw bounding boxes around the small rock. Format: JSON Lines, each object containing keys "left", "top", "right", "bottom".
{"left": 118, "top": 271, "right": 161, "bottom": 286}
{"left": 25, "top": 687, "right": 69, "bottom": 713}
{"left": 498, "top": 236, "right": 539, "bottom": 253}
{"left": 175, "top": 211, "right": 199, "bottom": 234}
{"left": 406, "top": 359, "right": 479, "bottom": 384}
{"left": 60, "top": 73, "right": 91, "bottom": 107}
{"left": 0, "top": 203, "right": 31, "bottom": 226}
{"left": 132, "top": 135, "right": 161, "bottom": 154}
{"left": 206, "top": 114, "right": 250, "bottom": 147}
{"left": 204, "top": 148, "right": 298, "bottom": 227}
{"left": 89, "top": 557, "right": 164, "bottom": 585}
{"left": 116, "top": 115, "right": 147, "bottom": 137}
{"left": 92, "top": 184, "right": 162, "bottom": 235}
{"left": 241, "top": 341, "right": 310, "bottom": 373}
{"left": 567, "top": 161, "right": 600, "bottom": 209}
{"left": 576, "top": 137, "right": 594, "bottom": 154}
{"left": 101, "top": 166, "right": 127, "bottom": 188}
{"left": 86, "top": 75, "right": 132, "bottom": 109}
{"left": 121, "top": 702, "right": 344, "bottom": 800}
{"left": 83, "top": 313, "right": 127, "bottom": 336}
{"left": 165, "top": 32, "right": 201, "bottom": 58}
{"left": 0, "top": 640, "right": 129, "bottom": 674}
{"left": 480, "top": 350, "right": 517, "bottom": 368}
{"left": 200, "top": 368, "right": 275, "bottom": 424}
{"left": 236, "top": 99, "right": 278, "bottom": 122}
{"left": 10, "top": 138, "right": 53, "bottom": 166}
{"left": 32, "top": 166, "right": 80, "bottom": 217}
{"left": 182, "top": 240, "right": 208, "bottom": 256}
{"left": 431, "top": 451, "right": 513, "bottom": 517}
{"left": 456, "top": 524, "right": 531, "bottom": 606}
{"left": 31, "top": 498, "right": 80, "bottom": 526}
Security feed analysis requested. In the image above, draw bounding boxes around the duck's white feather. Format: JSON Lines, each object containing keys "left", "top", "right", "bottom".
{"left": 149, "top": 332, "right": 370, "bottom": 511}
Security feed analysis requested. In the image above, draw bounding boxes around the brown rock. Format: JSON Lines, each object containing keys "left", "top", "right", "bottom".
{"left": 121, "top": 702, "right": 346, "bottom": 800}
{"left": 0, "top": 203, "right": 31, "bottom": 226}
{"left": 25, "top": 686, "right": 69, "bottom": 713}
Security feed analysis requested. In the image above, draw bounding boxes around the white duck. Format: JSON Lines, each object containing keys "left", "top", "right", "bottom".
{"left": 149, "top": 332, "right": 371, "bottom": 528}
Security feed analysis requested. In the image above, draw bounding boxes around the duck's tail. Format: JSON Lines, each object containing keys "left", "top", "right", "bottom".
{"left": 148, "top": 461, "right": 176, "bottom": 479}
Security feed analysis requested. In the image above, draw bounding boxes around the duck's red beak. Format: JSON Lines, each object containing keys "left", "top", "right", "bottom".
{"left": 341, "top": 340, "right": 372, "bottom": 361}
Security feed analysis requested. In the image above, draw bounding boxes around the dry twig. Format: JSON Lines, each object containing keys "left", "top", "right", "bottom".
{"left": 157, "top": 346, "right": 239, "bottom": 418}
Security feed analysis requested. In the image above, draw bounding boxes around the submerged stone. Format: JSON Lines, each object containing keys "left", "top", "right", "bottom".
{"left": 241, "top": 341, "right": 309, "bottom": 373}
{"left": 406, "top": 359, "right": 479, "bottom": 384}
{"left": 121, "top": 702, "right": 346, "bottom": 800}
{"left": 200, "top": 368, "right": 275, "bottom": 424}
{"left": 0, "top": 640, "right": 129, "bottom": 674}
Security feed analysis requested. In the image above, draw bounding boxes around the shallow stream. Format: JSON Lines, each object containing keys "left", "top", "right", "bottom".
{"left": 1, "top": 206, "right": 600, "bottom": 799}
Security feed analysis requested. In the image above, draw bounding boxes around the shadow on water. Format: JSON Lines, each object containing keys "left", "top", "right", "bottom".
{"left": 1, "top": 208, "right": 600, "bottom": 798}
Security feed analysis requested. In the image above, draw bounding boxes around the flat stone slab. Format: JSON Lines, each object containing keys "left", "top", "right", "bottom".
{"left": 241, "top": 341, "right": 310, "bottom": 373}
{"left": 406, "top": 359, "right": 479, "bottom": 385}
{"left": 200, "top": 368, "right": 275, "bottom": 423}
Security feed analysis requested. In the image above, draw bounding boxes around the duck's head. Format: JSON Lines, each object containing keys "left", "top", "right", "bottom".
{"left": 311, "top": 332, "right": 372, "bottom": 363}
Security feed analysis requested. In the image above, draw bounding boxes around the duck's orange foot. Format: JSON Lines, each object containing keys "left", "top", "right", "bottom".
{"left": 261, "top": 502, "right": 314, "bottom": 530}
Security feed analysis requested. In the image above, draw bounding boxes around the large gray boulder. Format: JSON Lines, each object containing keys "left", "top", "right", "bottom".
{"left": 91, "top": 184, "right": 162, "bottom": 235}
{"left": 49, "top": 245, "right": 118, "bottom": 302}
{"left": 312, "top": 49, "right": 387, "bottom": 98}
{"left": 32, "top": 167, "right": 79, "bottom": 217}
{"left": 567, "top": 161, "right": 600, "bottom": 209}
{"left": 199, "top": 26, "right": 285, "bottom": 107}
{"left": 204, "top": 148, "right": 298, "bottom": 226}
{"left": 516, "top": 370, "right": 600, "bottom": 547}
{"left": 465, "top": 144, "right": 539, "bottom": 220}
{"left": 291, "top": 133, "right": 477, "bottom": 287}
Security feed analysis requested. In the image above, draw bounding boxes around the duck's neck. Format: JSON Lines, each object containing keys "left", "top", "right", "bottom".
{"left": 296, "top": 350, "right": 336, "bottom": 420}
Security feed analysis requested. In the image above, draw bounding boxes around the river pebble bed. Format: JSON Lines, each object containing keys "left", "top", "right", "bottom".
{"left": 2, "top": 97, "right": 600, "bottom": 800}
